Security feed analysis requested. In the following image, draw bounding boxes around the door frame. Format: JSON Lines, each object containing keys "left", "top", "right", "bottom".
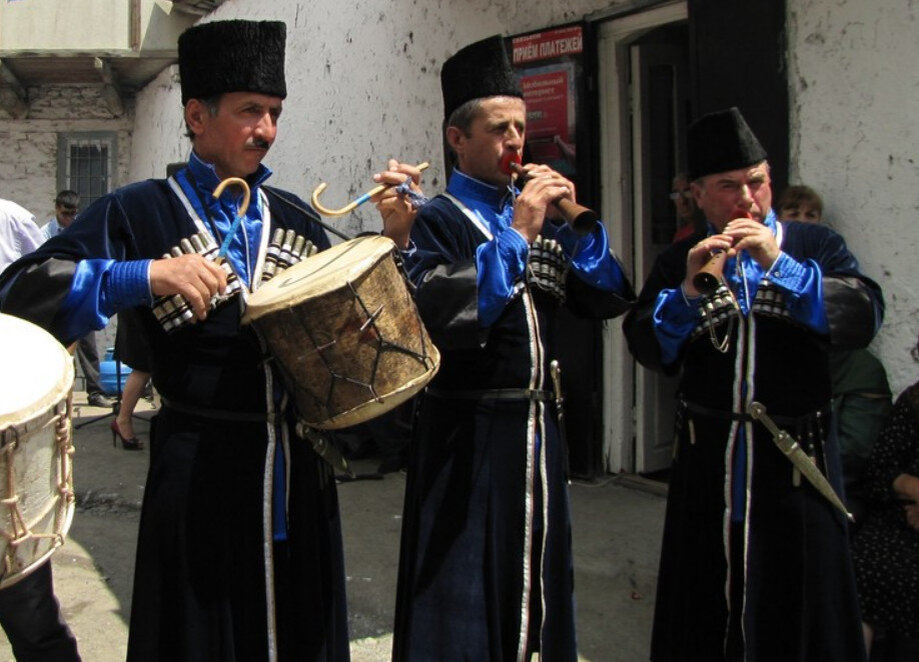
{"left": 596, "top": 0, "right": 688, "bottom": 474}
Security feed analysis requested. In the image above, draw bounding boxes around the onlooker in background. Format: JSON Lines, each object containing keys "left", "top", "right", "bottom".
{"left": 43, "top": 190, "right": 114, "bottom": 409}
{"left": 670, "top": 172, "right": 702, "bottom": 243}
{"left": 851, "top": 330, "right": 919, "bottom": 660}
{"left": 42, "top": 190, "right": 80, "bottom": 240}
{"left": 0, "top": 198, "right": 45, "bottom": 274}
{"left": 776, "top": 184, "right": 823, "bottom": 223}
{"left": 777, "top": 185, "right": 892, "bottom": 517}
{"left": 0, "top": 197, "right": 81, "bottom": 660}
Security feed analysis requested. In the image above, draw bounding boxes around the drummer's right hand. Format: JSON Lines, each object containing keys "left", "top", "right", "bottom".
{"left": 149, "top": 255, "right": 227, "bottom": 321}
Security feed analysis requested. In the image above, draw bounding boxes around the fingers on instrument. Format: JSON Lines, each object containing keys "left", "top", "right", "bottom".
{"left": 311, "top": 162, "right": 430, "bottom": 217}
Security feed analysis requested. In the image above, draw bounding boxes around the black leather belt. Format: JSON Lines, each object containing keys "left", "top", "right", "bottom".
{"left": 426, "top": 387, "right": 551, "bottom": 402}
{"left": 161, "top": 396, "right": 279, "bottom": 424}
{"left": 681, "top": 399, "right": 829, "bottom": 428}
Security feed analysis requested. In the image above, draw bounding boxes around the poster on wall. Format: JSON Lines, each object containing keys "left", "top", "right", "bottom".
{"left": 509, "top": 25, "right": 585, "bottom": 183}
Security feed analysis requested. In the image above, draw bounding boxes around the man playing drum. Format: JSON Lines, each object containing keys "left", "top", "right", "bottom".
{"left": 386, "top": 36, "right": 635, "bottom": 662}
{"left": 0, "top": 19, "right": 399, "bottom": 662}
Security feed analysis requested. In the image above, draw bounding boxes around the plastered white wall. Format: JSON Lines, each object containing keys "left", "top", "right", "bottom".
{"left": 128, "top": 0, "right": 630, "bottom": 238}
{"left": 23, "top": 0, "right": 913, "bottom": 395}
{"left": 787, "top": 1, "right": 919, "bottom": 394}
{"left": 0, "top": 85, "right": 133, "bottom": 223}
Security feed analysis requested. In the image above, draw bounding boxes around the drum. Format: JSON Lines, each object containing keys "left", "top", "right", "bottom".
{"left": 0, "top": 313, "right": 75, "bottom": 589}
{"left": 243, "top": 235, "right": 440, "bottom": 429}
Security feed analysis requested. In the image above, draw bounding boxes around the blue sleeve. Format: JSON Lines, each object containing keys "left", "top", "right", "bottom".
{"left": 475, "top": 228, "right": 529, "bottom": 328}
{"left": 58, "top": 259, "right": 153, "bottom": 341}
{"left": 653, "top": 286, "right": 702, "bottom": 366}
{"left": 555, "top": 221, "right": 628, "bottom": 293}
{"left": 766, "top": 251, "right": 829, "bottom": 334}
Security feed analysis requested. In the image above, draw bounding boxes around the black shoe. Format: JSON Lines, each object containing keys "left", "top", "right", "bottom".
{"left": 88, "top": 392, "right": 115, "bottom": 408}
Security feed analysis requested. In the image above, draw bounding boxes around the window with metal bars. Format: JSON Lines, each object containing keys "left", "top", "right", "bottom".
{"left": 56, "top": 132, "right": 117, "bottom": 210}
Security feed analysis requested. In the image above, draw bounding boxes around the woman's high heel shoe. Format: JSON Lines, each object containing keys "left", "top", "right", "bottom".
{"left": 110, "top": 420, "right": 144, "bottom": 451}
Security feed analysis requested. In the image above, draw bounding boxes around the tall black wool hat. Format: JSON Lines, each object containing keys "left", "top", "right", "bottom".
{"left": 178, "top": 20, "right": 287, "bottom": 105}
{"left": 687, "top": 107, "right": 768, "bottom": 180}
{"left": 441, "top": 35, "right": 523, "bottom": 120}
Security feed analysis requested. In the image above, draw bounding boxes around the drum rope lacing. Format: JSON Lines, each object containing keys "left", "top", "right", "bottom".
{"left": 279, "top": 274, "right": 437, "bottom": 420}
{"left": 0, "top": 397, "right": 74, "bottom": 575}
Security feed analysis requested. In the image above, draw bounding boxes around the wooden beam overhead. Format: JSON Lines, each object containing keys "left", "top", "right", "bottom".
{"left": 0, "top": 59, "right": 29, "bottom": 118}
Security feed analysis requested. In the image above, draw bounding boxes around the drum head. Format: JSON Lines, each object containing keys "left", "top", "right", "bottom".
{"left": 0, "top": 314, "right": 73, "bottom": 431}
{"left": 244, "top": 235, "right": 396, "bottom": 321}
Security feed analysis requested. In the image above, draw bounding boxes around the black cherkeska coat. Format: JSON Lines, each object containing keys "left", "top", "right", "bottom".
{"left": 623, "top": 220, "right": 883, "bottom": 662}
{"left": 392, "top": 192, "right": 633, "bottom": 662}
{"left": 0, "top": 176, "right": 349, "bottom": 662}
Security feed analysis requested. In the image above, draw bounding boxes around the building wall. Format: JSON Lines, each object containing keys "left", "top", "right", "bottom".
{"left": 2, "top": 0, "right": 907, "bottom": 395}
{"left": 787, "top": 0, "right": 919, "bottom": 394}
{"left": 0, "top": 86, "right": 132, "bottom": 360}
{"left": 129, "top": 0, "right": 630, "bottom": 238}
{"left": 0, "top": 85, "right": 133, "bottom": 224}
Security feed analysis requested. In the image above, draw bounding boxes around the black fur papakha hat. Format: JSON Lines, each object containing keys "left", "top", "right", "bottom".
{"left": 441, "top": 35, "right": 523, "bottom": 120}
{"left": 178, "top": 20, "right": 287, "bottom": 105}
{"left": 687, "top": 107, "right": 767, "bottom": 180}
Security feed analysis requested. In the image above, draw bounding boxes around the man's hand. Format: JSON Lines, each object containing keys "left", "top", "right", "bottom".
{"left": 682, "top": 233, "right": 734, "bottom": 297}
{"left": 905, "top": 503, "right": 919, "bottom": 531}
{"left": 722, "top": 217, "right": 781, "bottom": 270}
{"left": 149, "top": 254, "right": 227, "bottom": 321}
{"left": 373, "top": 159, "right": 425, "bottom": 250}
{"left": 512, "top": 164, "right": 575, "bottom": 244}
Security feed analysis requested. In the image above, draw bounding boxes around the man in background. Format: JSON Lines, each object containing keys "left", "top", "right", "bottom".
{"left": 670, "top": 171, "right": 703, "bottom": 243}
{"left": 42, "top": 190, "right": 113, "bottom": 408}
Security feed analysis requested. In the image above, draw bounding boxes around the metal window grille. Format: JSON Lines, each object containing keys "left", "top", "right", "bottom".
{"left": 58, "top": 134, "right": 116, "bottom": 210}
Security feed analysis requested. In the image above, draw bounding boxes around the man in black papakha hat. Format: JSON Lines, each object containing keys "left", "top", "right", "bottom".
{"left": 623, "top": 107, "right": 883, "bottom": 661}
{"left": 0, "top": 19, "right": 384, "bottom": 662}
{"left": 386, "top": 35, "right": 634, "bottom": 662}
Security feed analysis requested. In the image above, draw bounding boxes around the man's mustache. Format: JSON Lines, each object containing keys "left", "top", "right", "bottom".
{"left": 246, "top": 138, "right": 272, "bottom": 150}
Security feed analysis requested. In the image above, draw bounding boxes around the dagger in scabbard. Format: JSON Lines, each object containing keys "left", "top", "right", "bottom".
{"left": 749, "top": 401, "right": 854, "bottom": 523}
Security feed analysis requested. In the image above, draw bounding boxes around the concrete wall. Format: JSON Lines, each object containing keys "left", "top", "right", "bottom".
{"left": 787, "top": 0, "right": 919, "bottom": 394}
{"left": 3, "top": 0, "right": 912, "bottom": 395}
{"left": 128, "top": 0, "right": 630, "bottom": 238}
{"left": 0, "top": 85, "right": 133, "bottom": 357}
{"left": 0, "top": 0, "right": 194, "bottom": 53}
{"left": 0, "top": 86, "right": 133, "bottom": 222}
{"left": 126, "top": 0, "right": 919, "bottom": 393}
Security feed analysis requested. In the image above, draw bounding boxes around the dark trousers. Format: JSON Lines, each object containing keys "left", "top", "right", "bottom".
{"left": 0, "top": 562, "right": 81, "bottom": 661}
{"left": 75, "top": 331, "right": 104, "bottom": 396}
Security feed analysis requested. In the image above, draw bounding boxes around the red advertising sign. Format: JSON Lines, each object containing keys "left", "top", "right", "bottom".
{"left": 511, "top": 26, "right": 583, "bottom": 65}
{"left": 519, "top": 69, "right": 572, "bottom": 164}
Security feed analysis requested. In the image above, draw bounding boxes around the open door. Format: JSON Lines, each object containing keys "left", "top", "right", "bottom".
{"left": 597, "top": 0, "right": 787, "bottom": 475}
{"left": 630, "top": 26, "right": 691, "bottom": 474}
{"left": 597, "top": 2, "right": 687, "bottom": 475}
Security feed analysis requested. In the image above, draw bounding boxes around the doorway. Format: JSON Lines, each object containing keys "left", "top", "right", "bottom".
{"left": 597, "top": 2, "right": 689, "bottom": 476}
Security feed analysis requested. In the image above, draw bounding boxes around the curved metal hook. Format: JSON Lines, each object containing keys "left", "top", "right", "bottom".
{"left": 310, "top": 162, "right": 429, "bottom": 217}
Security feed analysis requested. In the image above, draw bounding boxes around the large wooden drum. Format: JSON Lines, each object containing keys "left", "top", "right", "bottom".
{"left": 243, "top": 235, "right": 439, "bottom": 429}
{"left": 0, "top": 313, "right": 75, "bottom": 589}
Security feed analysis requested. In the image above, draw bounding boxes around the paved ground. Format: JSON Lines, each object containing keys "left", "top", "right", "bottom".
{"left": 0, "top": 391, "right": 666, "bottom": 662}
